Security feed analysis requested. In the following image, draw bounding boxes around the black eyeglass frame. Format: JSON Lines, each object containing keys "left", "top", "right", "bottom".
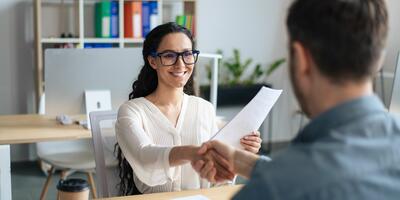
{"left": 150, "top": 50, "right": 200, "bottom": 66}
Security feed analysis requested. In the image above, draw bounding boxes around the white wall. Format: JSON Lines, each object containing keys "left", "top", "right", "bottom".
{"left": 198, "top": 0, "right": 400, "bottom": 142}
{"left": 385, "top": 0, "right": 400, "bottom": 72}
{"left": 379, "top": 0, "right": 400, "bottom": 106}
{"left": 197, "top": 0, "right": 303, "bottom": 141}
{"left": 0, "top": 0, "right": 35, "bottom": 161}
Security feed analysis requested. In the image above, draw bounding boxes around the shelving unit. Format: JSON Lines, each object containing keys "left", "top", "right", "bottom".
{"left": 33, "top": 0, "right": 197, "bottom": 111}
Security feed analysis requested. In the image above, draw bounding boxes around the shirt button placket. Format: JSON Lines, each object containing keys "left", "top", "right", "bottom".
{"left": 171, "top": 128, "right": 182, "bottom": 191}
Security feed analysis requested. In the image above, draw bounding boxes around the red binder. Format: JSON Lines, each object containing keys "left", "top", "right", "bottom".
{"left": 124, "top": 2, "right": 133, "bottom": 38}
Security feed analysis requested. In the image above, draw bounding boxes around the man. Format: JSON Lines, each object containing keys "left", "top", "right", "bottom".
{"left": 192, "top": 0, "right": 400, "bottom": 199}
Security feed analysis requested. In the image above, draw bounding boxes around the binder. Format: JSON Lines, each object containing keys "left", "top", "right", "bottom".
{"left": 132, "top": 1, "right": 142, "bottom": 38}
{"left": 192, "top": 15, "right": 196, "bottom": 37}
{"left": 124, "top": 2, "right": 133, "bottom": 38}
{"left": 186, "top": 15, "right": 192, "bottom": 31}
{"left": 95, "top": 1, "right": 111, "bottom": 38}
{"left": 110, "top": 1, "right": 119, "bottom": 38}
{"left": 176, "top": 15, "right": 185, "bottom": 27}
{"left": 149, "top": 1, "right": 159, "bottom": 30}
{"left": 142, "top": 1, "right": 151, "bottom": 37}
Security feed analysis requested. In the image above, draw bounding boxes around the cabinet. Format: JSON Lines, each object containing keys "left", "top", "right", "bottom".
{"left": 33, "top": 0, "right": 197, "bottom": 110}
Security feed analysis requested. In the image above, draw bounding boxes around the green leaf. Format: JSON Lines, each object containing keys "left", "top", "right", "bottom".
{"left": 242, "top": 58, "right": 252, "bottom": 71}
{"left": 266, "top": 58, "right": 286, "bottom": 76}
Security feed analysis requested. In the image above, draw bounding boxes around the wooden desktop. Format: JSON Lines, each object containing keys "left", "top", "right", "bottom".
{"left": 0, "top": 114, "right": 90, "bottom": 144}
{"left": 97, "top": 185, "right": 243, "bottom": 200}
{"left": 0, "top": 114, "right": 90, "bottom": 200}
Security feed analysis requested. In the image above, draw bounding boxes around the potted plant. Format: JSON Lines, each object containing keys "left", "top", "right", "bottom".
{"left": 201, "top": 49, "right": 285, "bottom": 106}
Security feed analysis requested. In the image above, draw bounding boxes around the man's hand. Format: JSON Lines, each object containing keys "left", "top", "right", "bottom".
{"left": 191, "top": 149, "right": 235, "bottom": 183}
{"left": 191, "top": 140, "right": 236, "bottom": 183}
{"left": 241, "top": 131, "right": 262, "bottom": 153}
{"left": 191, "top": 140, "right": 260, "bottom": 182}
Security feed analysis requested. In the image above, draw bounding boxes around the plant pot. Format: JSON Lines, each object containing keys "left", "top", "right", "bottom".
{"left": 200, "top": 83, "right": 272, "bottom": 107}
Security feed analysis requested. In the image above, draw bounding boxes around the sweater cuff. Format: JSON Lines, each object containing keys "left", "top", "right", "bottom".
{"left": 162, "top": 146, "right": 174, "bottom": 181}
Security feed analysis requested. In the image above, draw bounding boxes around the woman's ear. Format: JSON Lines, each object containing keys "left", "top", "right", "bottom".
{"left": 147, "top": 56, "right": 158, "bottom": 70}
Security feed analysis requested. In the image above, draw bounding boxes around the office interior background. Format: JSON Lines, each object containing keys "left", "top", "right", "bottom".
{"left": 0, "top": 0, "right": 399, "bottom": 165}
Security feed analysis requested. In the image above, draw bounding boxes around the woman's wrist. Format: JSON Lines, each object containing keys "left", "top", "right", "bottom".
{"left": 169, "top": 145, "right": 199, "bottom": 166}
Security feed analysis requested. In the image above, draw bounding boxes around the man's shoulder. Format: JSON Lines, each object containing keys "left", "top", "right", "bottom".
{"left": 234, "top": 148, "right": 326, "bottom": 198}
{"left": 234, "top": 139, "right": 400, "bottom": 200}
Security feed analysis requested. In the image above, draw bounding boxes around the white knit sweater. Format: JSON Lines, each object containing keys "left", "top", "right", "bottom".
{"left": 115, "top": 94, "right": 218, "bottom": 193}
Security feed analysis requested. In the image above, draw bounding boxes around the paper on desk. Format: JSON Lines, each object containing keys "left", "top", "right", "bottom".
{"left": 211, "top": 87, "right": 282, "bottom": 148}
{"left": 171, "top": 195, "right": 209, "bottom": 200}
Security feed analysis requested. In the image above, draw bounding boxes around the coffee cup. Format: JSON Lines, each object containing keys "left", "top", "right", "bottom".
{"left": 57, "top": 178, "right": 90, "bottom": 200}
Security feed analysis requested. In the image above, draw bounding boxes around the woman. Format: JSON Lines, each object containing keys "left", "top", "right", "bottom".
{"left": 115, "top": 22, "right": 262, "bottom": 195}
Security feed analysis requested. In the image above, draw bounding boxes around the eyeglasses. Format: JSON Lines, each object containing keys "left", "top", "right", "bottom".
{"left": 151, "top": 50, "right": 200, "bottom": 66}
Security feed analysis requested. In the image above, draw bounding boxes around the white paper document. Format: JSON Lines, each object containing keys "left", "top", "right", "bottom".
{"left": 211, "top": 87, "right": 282, "bottom": 148}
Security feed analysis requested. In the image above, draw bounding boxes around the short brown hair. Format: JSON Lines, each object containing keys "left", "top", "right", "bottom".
{"left": 287, "top": 0, "right": 388, "bottom": 82}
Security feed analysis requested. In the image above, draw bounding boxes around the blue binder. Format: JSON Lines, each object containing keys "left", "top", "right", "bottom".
{"left": 110, "top": 1, "right": 119, "bottom": 38}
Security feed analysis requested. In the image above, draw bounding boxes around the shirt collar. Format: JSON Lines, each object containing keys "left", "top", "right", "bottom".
{"left": 293, "top": 95, "right": 387, "bottom": 143}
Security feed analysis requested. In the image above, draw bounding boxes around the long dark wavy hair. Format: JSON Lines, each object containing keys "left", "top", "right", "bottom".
{"left": 115, "top": 22, "right": 196, "bottom": 196}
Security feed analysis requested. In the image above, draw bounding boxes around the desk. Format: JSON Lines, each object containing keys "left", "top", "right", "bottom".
{"left": 0, "top": 114, "right": 90, "bottom": 144}
{"left": 0, "top": 114, "right": 90, "bottom": 200}
{"left": 98, "top": 185, "right": 243, "bottom": 200}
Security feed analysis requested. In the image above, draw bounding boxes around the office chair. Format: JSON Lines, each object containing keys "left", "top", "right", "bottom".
{"left": 89, "top": 110, "right": 120, "bottom": 198}
{"left": 36, "top": 94, "right": 97, "bottom": 200}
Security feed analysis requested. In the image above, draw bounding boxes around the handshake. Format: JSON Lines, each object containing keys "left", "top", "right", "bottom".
{"left": 190, "top": 132, "right": 262, "bottom": 183}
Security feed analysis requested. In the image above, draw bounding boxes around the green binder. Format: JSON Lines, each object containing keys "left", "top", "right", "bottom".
{"left": 95, "top": 1, "right": 111, "bottom": 38}
{"left": 175, "top": 15, "right": 185, "bottom": 27}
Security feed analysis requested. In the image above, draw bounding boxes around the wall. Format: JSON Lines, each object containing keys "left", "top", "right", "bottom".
{"left": 197, "top": 0, "right": 297, "bottom": 142}
{"left": 0, "top": 0, "right": 35, "bottom": 161}
{"left": 198, "top": 0, "right": 400, "bottom": 142}
{"left": 379, "top": 0, "right": 400, "bottom": 106}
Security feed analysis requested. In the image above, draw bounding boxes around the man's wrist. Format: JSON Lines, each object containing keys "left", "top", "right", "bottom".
{"left": 233, "top": 149, "right": 259, "bottom": 178}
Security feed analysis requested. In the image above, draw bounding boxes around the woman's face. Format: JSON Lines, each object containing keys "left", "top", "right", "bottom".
{"left": 148, "top": 33, "right": 194, "bottom": 90}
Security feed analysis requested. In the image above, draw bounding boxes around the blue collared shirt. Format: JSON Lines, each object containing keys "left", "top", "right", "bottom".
{"left": 233, "top": 95, "right": 400, "bottom": 200}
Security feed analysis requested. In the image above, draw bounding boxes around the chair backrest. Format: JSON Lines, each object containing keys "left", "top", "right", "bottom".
{"left": 36, "top": 93, "right": 94, "bottom": 160}
{"left": 89, "top": 110, "right": 119, "bottom": 198}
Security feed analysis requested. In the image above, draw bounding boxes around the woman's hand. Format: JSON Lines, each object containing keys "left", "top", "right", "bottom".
{"left": 191, "top": 144, "right": 235, "bottom": 183}
{"left": 240, "top": 131, "right": 262, "bottom": 153}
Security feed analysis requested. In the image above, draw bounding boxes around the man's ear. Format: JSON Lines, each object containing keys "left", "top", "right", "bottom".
{"left": 147, "top": 56, "right": 158, "bottom": 70}
{"left": 292, "top": 42, "right": 313, "bottom": 77}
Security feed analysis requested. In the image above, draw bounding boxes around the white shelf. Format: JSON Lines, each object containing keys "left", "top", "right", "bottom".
{"left": 41, "top": 37, "right": 145, "bottom": 44}
{"left": 83, "top": 38, "right": 120, "bottom": 43}
{"left": 41, "top": 38, "right": 80, "bottom": 43}
{"left": 41, "top": 0, "right": 159, "bottom": 5}
{"left": 34, "top": 0, "right": 197, "bottom": 110}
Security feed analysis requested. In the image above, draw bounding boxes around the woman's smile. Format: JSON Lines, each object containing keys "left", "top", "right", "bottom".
{"left": 169, "top": 71, "right": 187, "bottom": 78}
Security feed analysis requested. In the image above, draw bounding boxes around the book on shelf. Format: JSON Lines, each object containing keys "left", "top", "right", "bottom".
{"left": 95, "top": 1, "right": 111, "bottom": 38}
{"left": 133, "top": 1, "right": 143, "bottom": 38}
{"left": 124, "top": 1, "right": 142, "bottom": 38}
{"left": 149, "top": 1, "right": 159, "bottom": 31}
{"left": 92, "top": 1, "right": 193, "bottom": 39}
{"left": 176, "top": 15, "right": 195, "bottom": 36}
{"left": 142, "top": 1, "right": 160, "bottom": 38}
{"left": 124, "top": 2, "right": 133, "bottom": 38}
{"left": 110, "top": 1, "right": 119, "bottom": 38}
{"left": 142, "top": 2, "right": 151, "bottom": 37}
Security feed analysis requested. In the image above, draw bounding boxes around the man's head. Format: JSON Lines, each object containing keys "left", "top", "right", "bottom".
{"left": 286, "top": 0, "right": 388, "bottom": 117}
